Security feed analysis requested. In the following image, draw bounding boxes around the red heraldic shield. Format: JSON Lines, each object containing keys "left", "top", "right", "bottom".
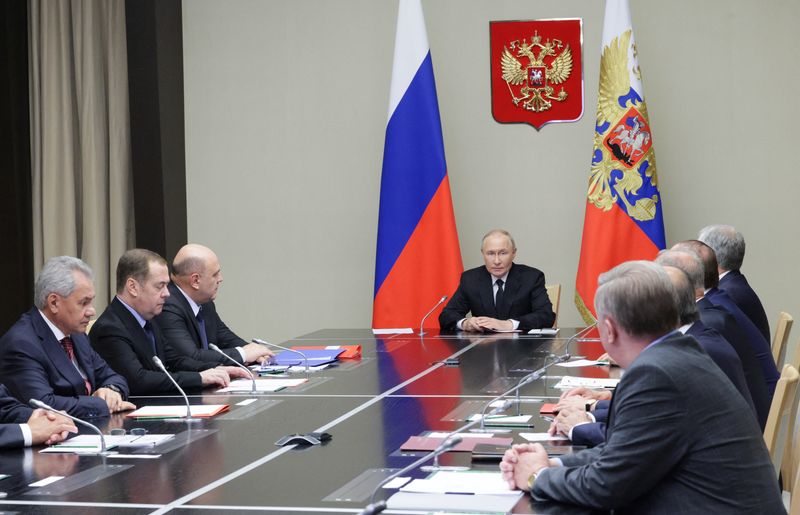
{"left": 490, "top": 19, "right": 583, "bottom": 130}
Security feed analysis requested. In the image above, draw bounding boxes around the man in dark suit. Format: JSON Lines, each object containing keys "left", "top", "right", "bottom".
{"left": 439, "top": 230, "right": 554, "bottom": 333}
{"left": 0, "top": 384, "right": 76, "bottom": 448}
{"left": 500, "top": 261, "right": 782, "bottom": 513}
{"left": 699, "top": 224, "right": 771, "bottom": 342}
{"left": 673, "top": 240, "right": 779, "bottom": 398}
{"left": 0, "top": 257, "right": 133, "bottom": 419}
{"left": 155, "top": 244, "right": 272, "bottom": 366}
{"left": 90, "top": 249, "right": 247, "bottom": 396}
{"left": 551, "top": 260, "right": 757, "bottom": 446}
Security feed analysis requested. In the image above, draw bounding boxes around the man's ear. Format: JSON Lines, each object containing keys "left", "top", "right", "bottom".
{"left": 126, "top": 277, "right": 139, "bottom": 298}
{"left": 190, "top": 272, "right": 201, "bottom": 290}
{"left": 44, "top": 292, "right": 60, "bottom": 314}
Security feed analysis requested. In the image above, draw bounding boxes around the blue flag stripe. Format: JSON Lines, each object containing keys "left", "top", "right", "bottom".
{"left": 374, "top": 52, "right": 448, "bottom": 296}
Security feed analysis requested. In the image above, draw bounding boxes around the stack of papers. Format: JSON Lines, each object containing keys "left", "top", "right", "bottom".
{"left": 528, "top": 328, "right": 560, "bottom": 336}
{"left": 126, "top": 404, "right": 229, "bottom": 419}
{"left": 41, "top": 434, "right": 173, "bottom": 454}
{"left": 216, "top": 377, "right": 307, "bottom": 393}
{"left": 555, "top": 359, "right": 609, "bottom": 368}
{"left": 466, "top": 414, "right": 533, "bottom": 427}
{"left": 553, "top": 376, "right": 620, "bottom": 389}
{"left": 400, "top": 434, "right": 512, "bottom": 452}
{"left": 400, "top": 470, "right": 518, "bottom": 496}
{"left": 372, "top": 328, "right": 413, "bottom": 334}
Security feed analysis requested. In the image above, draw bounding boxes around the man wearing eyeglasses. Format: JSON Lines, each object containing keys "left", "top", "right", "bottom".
{"left": 439, "top": 229, "right": 555, "bottom": 333}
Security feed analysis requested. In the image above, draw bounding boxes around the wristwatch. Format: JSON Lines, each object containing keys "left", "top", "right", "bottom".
{"left": 527, "top": 469, "right": 541, "bottom": 490}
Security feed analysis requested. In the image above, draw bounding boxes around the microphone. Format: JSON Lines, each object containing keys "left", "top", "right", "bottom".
{"left": 469, "top": 327, "right": 597, "bottom": 433}
{"left": 152, "top": 356, "right": 196, "bottom": 420}
{"left": 209, "top": 343, "right": 257, "bottom": 394}
{"left": 359, "top": 435, "right": 462, "bottom": 515}
{"left": 419, "top": 295, "right": 447, "bottom": 336}
{"left": 29, "top": 399, "right": 111, "bottom": 455}
{"left": 421, "top": 400, "right": 512, "bottom": 472}
{"left": 252, "top": 338, "right": 309, "bottom": 375}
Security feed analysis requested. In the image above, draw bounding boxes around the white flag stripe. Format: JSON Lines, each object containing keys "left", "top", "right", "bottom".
{"left": 601, "top": 0, "right": 643, "bottom": 97}
{"left": 387, "top": 0, "right": 430, "bottom": 121}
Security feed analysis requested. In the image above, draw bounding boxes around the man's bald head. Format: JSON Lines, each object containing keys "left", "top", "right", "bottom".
{"left": 171, "top": 244, "right": 223, "bottom": 304}
{"left": 662, "top": 265, "right": 700, "bottom": 326}
{"left": 671, "top": 240, "right": 719, "bottom": 289}
{"left": 655, "top": 249, "right": 704, "bottom": 296}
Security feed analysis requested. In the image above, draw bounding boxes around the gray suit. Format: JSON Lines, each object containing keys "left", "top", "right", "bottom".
{"left": 532, "top": 333, "right": 783, "bottom": 514}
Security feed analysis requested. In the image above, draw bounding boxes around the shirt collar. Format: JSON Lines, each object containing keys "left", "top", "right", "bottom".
{"left": 175, "top": 284, "right": 201, "bottom": 316}
{"left": 719, "top": 270, "right": 731, "bottom": 280}
{"left": 116, "top": 296, "right": 148, "bottom": 328}
{"left": 678, "top": 323, "right": 693, "bottom": 334}
{"left": 493, "top": 272, "right": 509, "bottom": 285}
{"left": 643, "top": 329, "right": 682, "bottom": 352}
{"left": 38, "top": 309, "right": 66, "bottom": 341}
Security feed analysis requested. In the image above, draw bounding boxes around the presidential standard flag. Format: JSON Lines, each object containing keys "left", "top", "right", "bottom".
{"left": 575, "top": 0, "right": 666, "bottom": 322}
{"left": 372, "top": 0, "right": 463, "bottom": 329}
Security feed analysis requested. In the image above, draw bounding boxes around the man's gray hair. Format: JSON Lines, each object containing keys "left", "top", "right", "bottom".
{"left": 34, "top": 256, "right": 94, "bottom": 309}
{"left": 594, "top": 260, "right": 679, "bottom": 338}
{"left": 655, "top": 249, "right": 705, "bottom": 291}
{"left": 698, "top": 224, "right": 745, "bottom": 271}
{"left": 481, "top": 229, "right": 516, "bottom": 250}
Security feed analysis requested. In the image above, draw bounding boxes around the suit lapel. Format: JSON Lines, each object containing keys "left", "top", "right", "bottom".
{"left": 168, "top": 283, "right": 203, "bottom": 343}
{"left": 499, "top": 264, "right": 521, "bottom": 319}
{"left": 30, "top": 309, "right": 83, "bottom": 395}
{"left": 478, "top": 269, "right": 497, "bottom": 317}
{"left": 70, "top": 334, "right": 95, "bottom": 389}
{"left": 112, "top": 298, "right": 164, "bottom": 362}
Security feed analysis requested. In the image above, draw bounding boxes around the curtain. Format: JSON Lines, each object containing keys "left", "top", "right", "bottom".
{"left": 28, "top": 0, "right": 135, "bottom": 311}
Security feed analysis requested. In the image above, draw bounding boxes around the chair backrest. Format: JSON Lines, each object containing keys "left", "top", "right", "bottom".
{"left": 764, "top": 364, "right": 800, "bottom": 478}
{"left": 791, "top": 457, "right": 800, "bottom": 514}
{"left": 545, "top": 284, "right": 561, "bottom": 327}
{"left": 773, "top": 311, "right": 794, "bottom": 368}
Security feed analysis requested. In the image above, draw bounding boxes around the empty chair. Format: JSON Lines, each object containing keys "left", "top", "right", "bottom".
{"left": 773, "top": 312, "right": 794, "bottom": 368}
{"left": 545, "top": 284, "right": 561, "bottom": 327}
{"left": 764, "top": 364, "right": 800, "bottom": 478}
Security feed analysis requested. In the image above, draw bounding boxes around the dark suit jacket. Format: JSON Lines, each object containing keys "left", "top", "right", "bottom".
{"left": 685, "top": 321, "right": 756, "bottom": 415}
{"left": 0, "top": 384, "right": 32, "bottom": 448}
{"left": 438, "top": 264, "right": 555, "bottom": 333}
{"left": 90, "top": 298, "right": 216, "bottom": 396}
{"left": 155, "top": 283, "right": 248, "bottom": 365}
{"left": 571, "top": 325, "right": 757, "bottom": 446}
{"left": 533, "top": 334, "right": 783, "bottom": 513}
{"left": 705, "top": 288, "right": 779, "bottom": 397}
{"left": 697, "top": 297, "right": 770, "bottom": 429}
{"left": 719, "top": 270, "right": 771, "bottom": 343}
{"left": 0, "top": 308, "right": 129, "bottom": 419}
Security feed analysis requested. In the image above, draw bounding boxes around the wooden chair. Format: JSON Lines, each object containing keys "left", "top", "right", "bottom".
{"left": 545, "top": 284, "right": 561, "bottom": 327}
{"left": 764, "top": 364, "right": 800, "bottom": 479}
{"left": 773, "top": 311, "right": 794, "bottom": 368}
{"left": 791, "top": 458, "right": 800, "bottom": 514}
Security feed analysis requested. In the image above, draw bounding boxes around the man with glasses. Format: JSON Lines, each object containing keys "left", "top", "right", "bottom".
{"left": 439, "top": 229, "right": 555, "bottom": 333}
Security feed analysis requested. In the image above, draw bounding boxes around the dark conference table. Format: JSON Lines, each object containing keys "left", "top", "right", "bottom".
{"left": 0, "top": 328, "right": 611, "bottom": 514}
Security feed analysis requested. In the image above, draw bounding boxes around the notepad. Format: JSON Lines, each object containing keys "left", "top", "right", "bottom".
{"left": 126, "top": 404, "right": 229, "bottom": 419}
{"left": 553, "top": 376, "right": 620, "bottom": 389}
{"left": 293, "top": 345, "right": 362, "bottom": 359}
{"left": 216, "top": 378, "right": 307, "bottom": 393}
{"left": 466, "top": 414, "right": 533, "bottom": 427}
{"left": 40, "top": 434, "right": 174, "bottom": 453}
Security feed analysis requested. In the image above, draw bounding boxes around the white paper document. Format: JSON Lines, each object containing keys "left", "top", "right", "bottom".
{"left": 40, "top": 434, "right": 174, "bottom": 453}
{"left": 383, "top": 477, "right": 412, "bottom": 489}
{"left": 426, "top": 432, "right": 494, "bottom": 439}
{"left": 555, "top": 359, "right": 609, "bottom": 368}
{"left": 216, "top": 377, "right": 307, "bottom": 393}
{"left": 127, "top": 404, "right": 228, "bottom": 418}
{"left": 372, "top": 328, "right": 413, "bottom": 334}
{"left": 528, "top": 328, "right": 560, "bottom": 336}
{"left": 467, "top": 414, "right": 532, "bottom": 425}
{"left": 400, "top": 470, "right": 518, "bottom": 496}
{"left": 554, "top": 376, "right": 620, "bottom": 389}
{"left": 519, "top": 432, "right": 569, "bottom": 442}
{"left": 29, "top": 476, "right": 64, "bottom": 487}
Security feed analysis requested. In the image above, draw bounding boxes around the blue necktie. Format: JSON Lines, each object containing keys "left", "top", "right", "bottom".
{"left": 143, "top": 321, "right": 157, "bottom": 356}
{"left": 196, "top": 307, "right": 209, "bottom": 349}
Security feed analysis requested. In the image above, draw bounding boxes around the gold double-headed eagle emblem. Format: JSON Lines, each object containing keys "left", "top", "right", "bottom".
{"left": 500, "top": 31, "right": 574, "bottom": 113}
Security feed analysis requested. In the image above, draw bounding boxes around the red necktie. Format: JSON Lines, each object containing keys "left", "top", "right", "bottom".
{"left": 60, "top": 337, "right": 92, "bottom": 395}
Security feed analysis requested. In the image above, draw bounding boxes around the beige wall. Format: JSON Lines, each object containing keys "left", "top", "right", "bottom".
{"left": 183, "top": 0, "right": 800, "bottom": 345}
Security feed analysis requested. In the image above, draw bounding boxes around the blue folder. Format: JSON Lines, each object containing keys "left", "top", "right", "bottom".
{"left": 271, "top": 348, "right": 344, "bottom": 366}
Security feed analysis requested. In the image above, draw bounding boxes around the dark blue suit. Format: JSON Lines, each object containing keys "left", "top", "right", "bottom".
{"left": 719, "top": 270, "right": 771, "bottom": 343}
{"left": 439, "top": 264, "right": 555, "bottom": 332}
{"left": 704, "top": 288, "right": 778, "bottom": 397}
{"left": 697, "top": 297, "right": 770, "bottom": 429}
{"left": 0, "top": 308, "right": 129, "bottom": 419}
{"left": 0, "top": 384, "right": 33, "bottom": 448}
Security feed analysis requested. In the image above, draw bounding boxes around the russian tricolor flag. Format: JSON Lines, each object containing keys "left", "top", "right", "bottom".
{"left": 372, "top": 0, "right": 463, "bottom": 330}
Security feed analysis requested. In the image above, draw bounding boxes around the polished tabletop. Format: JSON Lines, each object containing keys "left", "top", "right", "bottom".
{"left": 0, "top": 328, "right": 609, "bottom": 514}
